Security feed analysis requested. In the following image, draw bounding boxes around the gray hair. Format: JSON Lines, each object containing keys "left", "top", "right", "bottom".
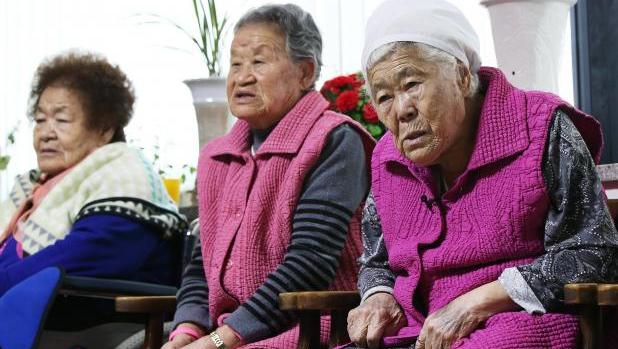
{"left": 235, "top": 4, "right": 322, "bottom": 89}
{"left": 364, "top": 42, "right": 479, "bottom": 99}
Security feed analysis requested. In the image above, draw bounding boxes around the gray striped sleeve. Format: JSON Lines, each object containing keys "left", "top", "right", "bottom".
{"left": 224, "top": 124, "right": 369, "bottom": 343}
{"left": 172, "top": 239, "right": 212, "bottom": 331}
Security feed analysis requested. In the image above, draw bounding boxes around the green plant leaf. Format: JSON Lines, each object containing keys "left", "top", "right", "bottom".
{"left": 0, "top": 155, "right": 10, "bottom": 171}
{"left": 365, "top": 124, "right": 383, "bottom": 138}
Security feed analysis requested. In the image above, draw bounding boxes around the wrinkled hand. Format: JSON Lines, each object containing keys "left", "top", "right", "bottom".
{"left": 161, "top": 333, "right": 196, "bottom": 349}
{"left": 416, "top": 281, "right": 519, "bottom": 349}
{"left": 180, "top": 325, "right": 242, "bottom": 349}
{"left": 161, "top": 323, "right": 204, "bottom": 349}
{"left": 347, "top": 292, "right": 407, "bottom": 349}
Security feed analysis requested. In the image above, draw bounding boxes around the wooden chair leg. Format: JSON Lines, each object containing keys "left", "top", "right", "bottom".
{"left": 298, "top": 310, "right": 321, "bottom": 349}
{"left": 143, "top": 314, "right": 164, "bottom": 349}
{"left": 329, "top": 309, "right": 350, "bottom": 348}
{"left": 579, "top": 305, "right": 601, "bottom": 349}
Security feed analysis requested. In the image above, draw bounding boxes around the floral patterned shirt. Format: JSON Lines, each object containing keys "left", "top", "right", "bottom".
{"left": 358, "top": 110, "right": 618, "bottom": 313}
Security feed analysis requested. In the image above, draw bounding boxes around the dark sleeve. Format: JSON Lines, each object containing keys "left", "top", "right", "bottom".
{"left": 0, "top": 214, "right": 163, "bottom": 295}
{"left": 172, "top": 239, "right": 212, "bottom": 331}
{"left": 223, "top": 124, "right": 369, "bottom": 343}
{"left": 516, "top": 110, "right": 618, "bottom": 310}
{"left": 357, "top": 192, "right": 395, "bottom": 301}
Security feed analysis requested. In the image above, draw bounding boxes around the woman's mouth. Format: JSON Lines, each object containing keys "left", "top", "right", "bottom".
{"left": 234, "top": 91, "right": 256, "bottom": 102}
{"left": 402, "top": 131, "right": 428, "bottom": 149}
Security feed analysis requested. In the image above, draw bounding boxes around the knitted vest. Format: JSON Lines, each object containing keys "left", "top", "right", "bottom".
{"left": 197, "top": 92, "right": 374, "bottom": 337}
{"left": 372, "top": 67, "right": 602, "bottom": 344}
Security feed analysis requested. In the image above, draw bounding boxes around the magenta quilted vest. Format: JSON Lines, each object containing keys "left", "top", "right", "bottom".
{"left": 371, "top": 67, "right": 603, "bottom": 347}
{"left": 197, "top": 91, "right": 375, "bottom": 348}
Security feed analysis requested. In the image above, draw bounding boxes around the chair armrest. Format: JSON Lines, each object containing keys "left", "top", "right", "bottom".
{"left": 598, "top": 284, "right": 618, "bottom": 306}
{"left": 62, "top": 275, "right": 177, "bottom": 296}
{"left": 279, "top": 291, "right": 360, "bottom": 311}
{"left": 280, "top": 291, "right": 360, "bottom": 349}
{"left": 564, "top": 283, "right": 599, "bottom": 305}
{"left": 115, "top": 296, "right": 177, "bottom": 314}
{"left": 279, "top": 291, "right": 360, "bottom": 310}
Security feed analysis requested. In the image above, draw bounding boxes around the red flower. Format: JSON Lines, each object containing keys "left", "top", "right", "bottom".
{"left": 329, "top": 75, "right": 356, "bottom": 89}
{"left": 362, "top": 103, "right": 379, "bottom": 123}
{"left": 336, "top": 90, "right": 359, "bottom": 112}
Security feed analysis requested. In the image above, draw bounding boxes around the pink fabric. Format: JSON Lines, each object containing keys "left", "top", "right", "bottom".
{"left": 197, "top": 91, "right": 375, "bottom": 348}
{"left": 168, "top": 326, "right": 201, "bottom": 341}
{"left": 371, "top": 67, "right": 603, "bottom": 348}
{"left": 0, "top": 168, "right": 73, "bottom": 256}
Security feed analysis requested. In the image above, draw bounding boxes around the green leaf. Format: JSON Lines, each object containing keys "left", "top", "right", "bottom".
{"left": 365, "top": 124, "right": 383, "bottom": 138}
{"left": 0, "top": 155, "right": 11, "bottom": 170}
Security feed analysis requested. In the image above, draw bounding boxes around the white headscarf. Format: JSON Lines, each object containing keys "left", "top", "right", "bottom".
{"left": 361, "top": 0, "right": 481, "bottom": 73}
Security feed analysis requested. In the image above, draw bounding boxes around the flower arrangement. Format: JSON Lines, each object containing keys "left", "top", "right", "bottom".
{"left": 320, "top": 73, "right": 386, "bottom": 139}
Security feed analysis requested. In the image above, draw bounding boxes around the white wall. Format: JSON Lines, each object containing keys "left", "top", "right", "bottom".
{"left": 0, "top": 0, "right": 573, "bottom": 199}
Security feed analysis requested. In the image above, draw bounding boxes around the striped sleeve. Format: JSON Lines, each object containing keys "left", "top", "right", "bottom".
{"left": 171, "top": 239, "right": 212, "bottom": 331}
{"left": 224, "top": 124, "right": 369, "bottom": 343}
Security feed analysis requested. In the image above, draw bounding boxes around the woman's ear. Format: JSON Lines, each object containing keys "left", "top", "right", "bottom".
{"left": 456, "top": 62, "right": 471, "bottom": 97}
{"left": 298, "top": 59, "right": 316, "bottom": 91}
{"left": 101, "top": 128, "right": 115, "bottom": 145}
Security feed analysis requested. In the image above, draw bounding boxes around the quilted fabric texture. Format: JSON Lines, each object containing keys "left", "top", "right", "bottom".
{"left": 0, "top": 267, "right": 63, "bottom": 349}
{"left": 370, "top": 67, "right": 602, "bottom": 347}
{"left": 196, "top": 91, "right": 375, "bottom": 348}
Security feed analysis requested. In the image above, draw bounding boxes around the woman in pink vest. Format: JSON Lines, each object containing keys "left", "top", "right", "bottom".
{"left": 345, "top": 1, "right": 618, "bottom": 348}
{"left": 162, "top": 4, "right": 375, "bottom": 349}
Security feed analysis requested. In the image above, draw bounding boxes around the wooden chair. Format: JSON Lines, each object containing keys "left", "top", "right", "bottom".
{"left": 564, "top": 182, "right": 618, "bottom": 349}
{"left": 46, "top": 216, "right": 199, "bottom": 349}
{"left": 279, "top": 195, "right": 618, "bottom": 349}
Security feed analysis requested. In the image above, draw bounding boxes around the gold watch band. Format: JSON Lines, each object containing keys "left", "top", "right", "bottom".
{"left": 209, "top": 331, "right": 227, "bottom": 349}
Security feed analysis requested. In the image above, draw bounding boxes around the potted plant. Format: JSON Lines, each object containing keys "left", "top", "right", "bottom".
{"left": 179, "top": 0, "right": 230, "bottom": 150}
{"left": 0, "top": 123, "right": 19, "bottom": 172}
{"left": 480, "top": 0, "right": 577, "bottom": 93}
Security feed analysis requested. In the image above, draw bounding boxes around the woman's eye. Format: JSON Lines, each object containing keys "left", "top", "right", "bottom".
{"left": 377, "top": 94, "right": 392, "bottom": 104}
{"left": 253, "top": 60, "right": 264, "bottom": 65}
{"left": 405, "top": 81, "right": 420, "bottom": 90}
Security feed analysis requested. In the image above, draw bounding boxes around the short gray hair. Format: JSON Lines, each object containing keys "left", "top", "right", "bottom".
{"left": 364, "top": 42, "right": 479, "bottom": 98}
{"left": 235, "top": 4, "right": 322, "bottom": 89}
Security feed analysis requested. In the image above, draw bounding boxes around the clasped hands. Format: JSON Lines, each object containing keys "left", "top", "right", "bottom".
{"left": 347, "top": 281, "right": 517, "bottom": 349}
{"left": 161, "top": 324, "right": 242, "bottom": 349}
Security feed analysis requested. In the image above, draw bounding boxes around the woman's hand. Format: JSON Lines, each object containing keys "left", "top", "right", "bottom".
{"left": 347, "top": 292, "right": 407, "bottom": 349}
{"left": 179, "top": 325, "right": 242, "bottom": 349}
{"left": 161, "top": 323, "right": 204, "bottom": 349}
{"left": 161, "top": 333, "right": 196, "bottom": 349}
{"left": 416, "top": 280, "right": 519, "bottom": 349}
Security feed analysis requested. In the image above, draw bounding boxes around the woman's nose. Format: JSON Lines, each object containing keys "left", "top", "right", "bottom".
{"left": 394, "top": 93, "right": 417, "bottom": 123}
{"left": 37, "top": 122, "right": 57, "bottom": 142}
{"left": 236, "top": 65, "right": 256, "bottom": 85}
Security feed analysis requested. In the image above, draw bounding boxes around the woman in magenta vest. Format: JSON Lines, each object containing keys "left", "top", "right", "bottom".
{"left": 162, "top": 4, "right": 375, "bottom": 349}
{"left": 345, "top": 1, "right": 618, "bottom": 348}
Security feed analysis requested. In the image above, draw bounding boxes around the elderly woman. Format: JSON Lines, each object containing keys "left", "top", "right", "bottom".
{"left": 0, "top": 52, "right": 185, "bottom": 299}
{"left": 162, "top": 4, "right": 374, "bottom": 349}
{"left": 345, "top": 1, "right": 618, "bottom": 348}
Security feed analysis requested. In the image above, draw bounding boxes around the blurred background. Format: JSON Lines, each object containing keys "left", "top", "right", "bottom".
{"left": 0, "top": 0, "right": 585, "bottom": 200}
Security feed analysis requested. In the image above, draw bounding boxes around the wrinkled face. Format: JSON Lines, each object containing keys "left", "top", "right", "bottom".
{"left": 33, "top": 86, "right": 112, "bottom": 176}
{"left": 368, "top": 46, "right": 469, "bottom": 166}
{"left": 227, "top": 23, "right": 314, "bottom": 130}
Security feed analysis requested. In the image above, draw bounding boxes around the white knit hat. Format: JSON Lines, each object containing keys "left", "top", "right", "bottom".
{"left": 361, "top": 0, "right": 481, "bottom": 73}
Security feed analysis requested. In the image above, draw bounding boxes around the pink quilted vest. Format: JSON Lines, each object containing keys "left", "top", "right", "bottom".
{"left": 372, "top": 67, "right": 603, "bottom": 347}
{"left": 197, "top": 91, "right": 375, "bottom": 347}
